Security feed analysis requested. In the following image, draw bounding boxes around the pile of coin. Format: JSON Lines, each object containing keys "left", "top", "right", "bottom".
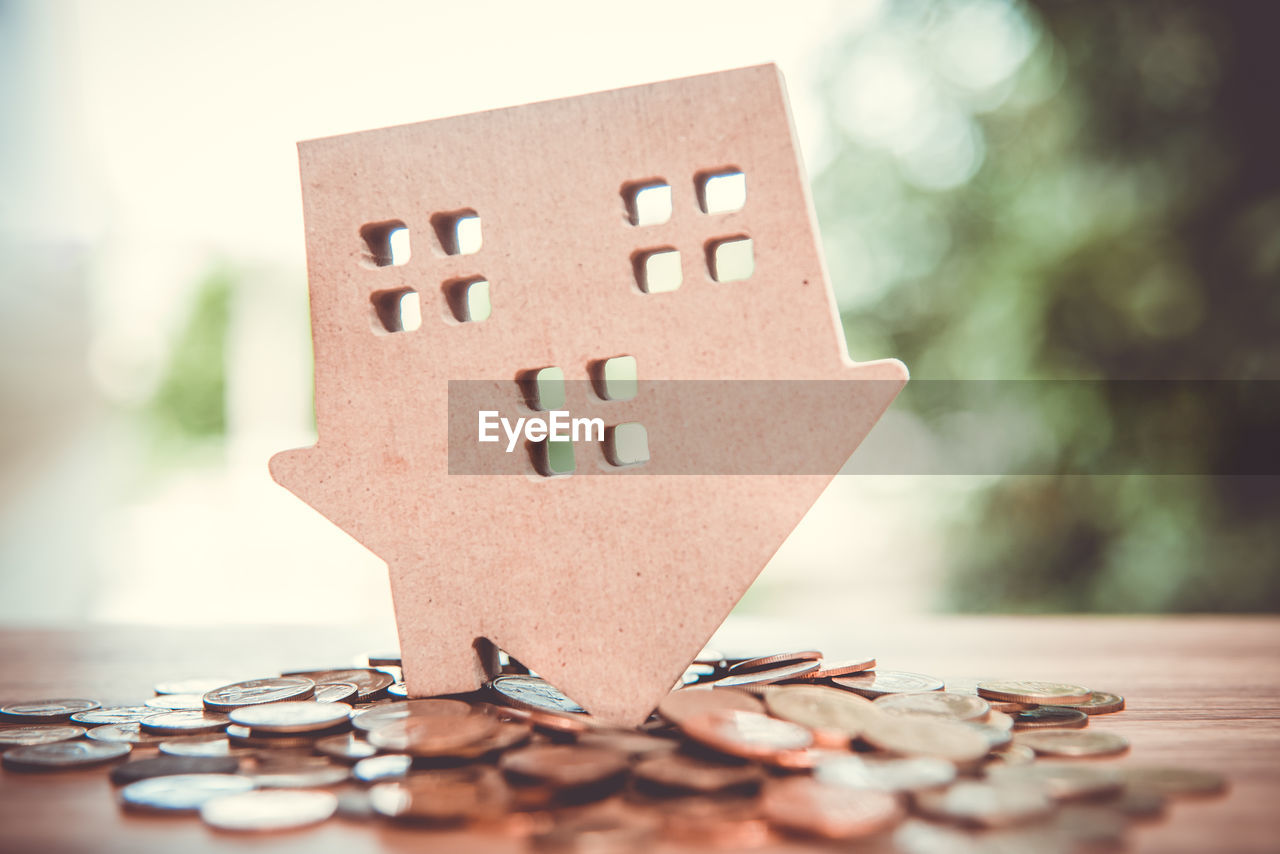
{"left": 0, "top": 648, "right": 1227, "bottom": 850}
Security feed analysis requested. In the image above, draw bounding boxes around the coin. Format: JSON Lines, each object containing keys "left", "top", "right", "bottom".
{"left": 203, "top": 677, "right": 316, "bottom": 711}
{"left": 253, "top": 763, "right": 349, "bottom": 788}
{"left": 764, "top": 684, "right": 882, "bottom": 739}
{"left": 201, "top": 789, "right": 338, "bottom": 831}
{"left": 155, "top": 678, "right": 237, "bottom": 696}
{"left": 120, "top": 773, "right": 255, "bottom": 813}
{"left": 314, "top": 732, "right": 377, "bottom": 763}
{"left": 313, "top": 682, "right": 359, "bottom": 704}
{"left": 727, "top": 650, "right": 822, "bottom": 674}
{"left": 874, "top": 691, "right": 991, "bottom": 722}
{"left": 229, "top": 701, "right": 352, "bottom": 733}
{"left": 711, "top": 660, "right": 820, "bottom": 688}
{"left": 109, "top": 755, "right": 240, "bottom": 785}
{"left": 1118, "top": 765, "right": 1228, "bottom": 797}
{"left": 366, "top": 714, "right": 499, "bottom": 756}
{"left": 2, "top": 739, "right": 130, "bottom": 771}
{"left": 281, "top": 669, "right": 392, "bottom": 701}
{"left": 224, "top": 723, "right": 348, "bottom": 749}
{"left": 387, "top": 682, "right": 409, "bottom": 698}
{"left": 354, "top": 754, "right": 413, "bottom": 784}
{"left": 860, "top": 713, "right": 992, "bottom": 764}
{"left": 145, "top": 694, "right": 206, "bottom": 711}
{"left": 657, "top": 687, "right": 762, "bottom": 726}
{"left": 795, "top": 657, "right": 878, "bottom": 679}
{"left": 352, "top": 699, "right": 472, "bottom": 732}
{"left": 762, "top": 777, "right": 905, "bottom": 840}
{"left": 1057, "top": 691, "right": 1125, "bottom": 715}
{"left": 989, "top": 743, "right": 1037, "bottom": 766}
{"left": 86, "top": 722, "right": 169, "bottom": 745}
{"left": 576, "top": 729, "right": 679, "bottom": 758}
{"left": 915, "top": 781, "right": 1054, "bottom": 828}
{"left": 440, "top": 721, "right": 533, "bottom": 760}
{"left": 159, "top": 738, "right": 237, "bottom": 758}
{"left": 0, "top": 724, "right": 85, "bottom": 747}
{"left": 815, "top": 755, "right": 956, "bottom": 793}
{"left": 662, "top": 796, "right": 768, "bottom": 847}
{"left": 1011, "top": 706, "right": 1089, "bottom": 729}
{"left": 71, "top": 706, "right": 156, "bottom": 725}
{"left": 0, "top": 698, "right": 100, "bottom": 723}
{"left": 679, "top": 710, "right": 813, "bottom": 761}
{"left": 499, "top": 744, "right": 629, "bottom": 789}
{"left": 140, "top": 711, "right": 231, "bottom": 735}
{"left": 831, "top": 670, "right": 945, "bottom": 698}
{"left": 1014, "top": 729, "right": 1130, "bottom": 757}
{"left": 987, "top": 761, "right": 1124, "bottom": 800}
{"left": 490, "top": 675, "right": 587, "bottom": 715}
{"left": 370, "top": 767, "right": 509, "bottom": 821}
{"left": 633, "top": 753, "right": 764, "bottom": 794}
{"left": 963, "top": 721, "right": 1013, "bottom": 750}
{"left": 977, "top": 680, "right": 1092, "bottom": 706}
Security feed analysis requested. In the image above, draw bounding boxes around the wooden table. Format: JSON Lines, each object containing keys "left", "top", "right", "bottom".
{"left": 1, "top": 617, "right": 1276, "bottom": 853}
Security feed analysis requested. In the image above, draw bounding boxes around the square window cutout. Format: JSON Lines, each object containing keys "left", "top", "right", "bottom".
{"left": 592, "top": 355, "right": 637, "bottom": 401}
{"left": 623, "top": 181, "right": 672, "bottom": 226}
{"left": 432, "top": 210, "right": 482, "bottom": 255}
{"left": 708, "top": 236, "right": 754, "bottom": 282}
{"left": 520, "top": 366, "right": 565, "bottom": 411}
{"left": 698, "top": 171, "right": 747, "bottom": 214}
{"left": 634, "top": 248, "right": 682, "bottom": 294}
{"left": 535, "top": 439, "right": 576, "bottom": 477}
{"left": 606, "top": 422, "right": 650, "bottom": 467}
{"left": 371, "top": 289, "right": 421, "bottom": 333}
{"left": 445, "top": 278, "right": 491, "bottom": 323}
{"left": 360, "top": 221, "right": 411, "bottom": 267}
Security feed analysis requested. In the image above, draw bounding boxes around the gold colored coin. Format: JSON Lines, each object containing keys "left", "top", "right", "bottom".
{"left": 976, "top": 680, "right": 1092, "bottom": 705}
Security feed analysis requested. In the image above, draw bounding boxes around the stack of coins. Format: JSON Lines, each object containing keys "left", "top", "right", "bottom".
{"left": 0, "top": 649, "right": 1228, "bottom": 848}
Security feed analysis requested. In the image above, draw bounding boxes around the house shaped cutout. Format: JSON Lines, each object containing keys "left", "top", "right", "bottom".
{"left": 270, "top": 64, "right": 907, "bottom": 727}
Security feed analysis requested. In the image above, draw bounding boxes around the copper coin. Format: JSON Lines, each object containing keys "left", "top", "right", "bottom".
{"left": 832, "top": 670, "right": 944, "bottom": 698}
{"left": 531, "top": 806, "right": 660, "bottom": 850}
{"left": 1057, "top": 690, "right": 1125, "bottom": 715}
{"left": 366, "top": 714, "right": 498, "bottom": 756}
{"left": 762, "top": 777, "right": 904, "bottom": 840}
{"left": 577, "top": 729, "right": 679, "bottom": 757}
{"left": 282, "top": 669, "right": 393, "bottom": 701}
{"left": 764, "top": 684, "right": 881, "bottom": 739}
{"left": 915, "top": 781, "right": 1054, "bottom": 828}
{"left": 679, "top": 710, "right": 813, "bottom": 760}
{"left": 140, "top": 711, "right": 231, "bottom": 735}
{"left": 2, "top": 739, "right": 130, "bottom": 770}
{"left": 224, "top": 723, "right": 347, "bottom": 749}
{"left": 0, "top": 724, "right": 85, "bottom": 747}
{"left": 633, "top": 753, "right": 763, "bottom": 794}
{"left": 795, "top": 657, "right": 878, "bottom": 679}
{"left": 203, "top": 677, "right": 316, "bottom": 711}
{"left": 663, "top": 797, "right": 769, "bottom": 847}
{"left": 201, "top": 789, "right": 338, "bottom": 831}
{"left": 977, "top": 680, "right": 1092, "bottom": 705}
{"left": 874, "top": 691, "right": 991, "bottom": 722}
{"left": 443, "top": 721, "right": 533, "bottom": 759}
{"left": 0, "top": 698, "right": 99, "bottom": 723}
{"left": 1014, "top": 729, "right": 1130, "bottom": 757}
{"left": 656, "top": 687, "right": 762, "bottom": 726}
{"left": 490, "top": 675, "right": 586, "bottom": 715}
{"left": 351, "top": 699, "right": 472, "bottom": 732}
{"left": 71, "top": 706, "right": 156, "bottom": 725}
{"left": 369, "top": 767, "right": 508, "bottom": 821}
{"left": 727, "top": 650, "right": 823, "bottom": 674}
{"left": 229, "top": 701, "right": 352, "bottom": 733}
{"left": 1011, "top": 706, "right": 1089, "bottom": 729}
{"left": 499, "top": 744, "right": 629, "bottom": 788}
{"left": 712, "top": 660, "right": 820, "bottom": 688}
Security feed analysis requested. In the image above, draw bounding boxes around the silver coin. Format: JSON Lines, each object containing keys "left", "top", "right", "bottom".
{"left": 314, "top": 733, "right": 378, "bottom": 763}
{"left": 0, "top": 698, "right": 100, "bottom": 722}
{"left": 200, "top": 789, "right": 337, "bottom": 832}
{"left": 916, "top": 781, "right": 1055, "bottom": 828}
{"left": 354, "top": 754, "right": 413, "bottom": 783}
{"left": 279, "top": 669, "right": 391, "bottom": 701}
{"left": 140, "top": 711, "right": 231, "bottom": 735}
{"left": 0, "top": 724, "right": 85, "bottom": 747}
{"left": 229, "top": 701, "right": 351, "bottom": 733}
{"left": 314, "top": 682, "right": 359, "bottom": 704}
{"left": 109, "top": 755, "right": 241, "bottom": 785}
{"left": 159, "top": 738, "right": 237, "bottom": 758}
{"left": 120, "top": 773, "right": 254, "bottom": 813}
{"left": 2, "top": 739, "right": 130, "bottom": 770}
{"left": 71, "top": 706, "right": 156, "bottom": 725}
{"left": 145, "top": 694, "right": 206, "bottom": 711}
{"left": 386, "top": 682, "right": 409, "bottom": 699}
{"left": 491, "top": 675, "right": 586, "bottom": 715}
{"left": 874, "top": 692, "right": 990, "bottom": 722}
{"left": 203, "top": 677, "right": 316, "bottom": 711}
{"left": 830, "top": 671, "right": 945, "bottom": 698}
{"left": 253, "top": 764, "right": 349, "bottom": 789}
{"left": 86, "top": 722, "right": 169, "bottom": 745}
{"left": 154, "top": 677, "right": 238, "bottom": 696}
{"left": 816, "top": 754, "right": 956, "bottom": 793}
{"left": 351, "top": 699, "right": 472, "bottom": 733}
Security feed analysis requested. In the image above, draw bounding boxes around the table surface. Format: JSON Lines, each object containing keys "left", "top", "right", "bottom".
{"left": 0, "top": 616, "right": 1277, "bottom": 854}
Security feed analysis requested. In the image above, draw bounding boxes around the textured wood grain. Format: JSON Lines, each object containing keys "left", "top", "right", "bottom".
{"left": 0, "top": 617, "right": 1275, "bottom": 853}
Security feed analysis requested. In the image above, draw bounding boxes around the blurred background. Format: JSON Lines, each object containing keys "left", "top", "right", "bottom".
{"left": 1, "top": 0, "right": 1276, "bottom": 626}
